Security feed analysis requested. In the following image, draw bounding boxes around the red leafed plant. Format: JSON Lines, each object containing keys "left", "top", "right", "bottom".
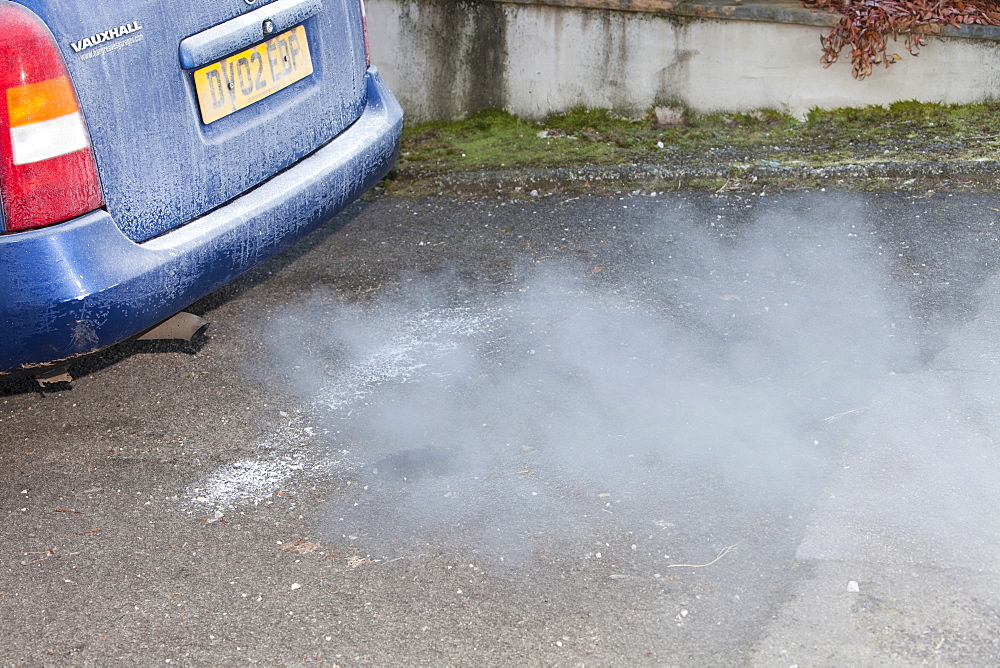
{"left": 802, "top": 0, "right": 1000, "bottom": 79}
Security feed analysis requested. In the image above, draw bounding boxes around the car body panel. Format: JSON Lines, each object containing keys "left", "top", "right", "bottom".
{"left": 1, "top": 0, "right": 402, "bottom": 375}
{"left": 1, "top": 68, "right": 402, "bottom": 374}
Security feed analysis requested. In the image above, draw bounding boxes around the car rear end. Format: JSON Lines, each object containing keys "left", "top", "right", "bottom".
{"left": 0, "top": 0, "right": 402, "bottom": 375}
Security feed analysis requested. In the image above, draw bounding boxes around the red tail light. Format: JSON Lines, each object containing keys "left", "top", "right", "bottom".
{"left": 0, "top": 5, "right": 103, "bottom": 233}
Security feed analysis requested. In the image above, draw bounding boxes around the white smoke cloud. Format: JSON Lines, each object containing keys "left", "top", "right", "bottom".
{"left": 262, "top": 196, "right": 929, "bottom": 567}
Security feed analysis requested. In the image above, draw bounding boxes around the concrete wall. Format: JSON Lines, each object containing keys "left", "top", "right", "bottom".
{"left": 367, "top": 0, "right": 1000, "bottom": 121}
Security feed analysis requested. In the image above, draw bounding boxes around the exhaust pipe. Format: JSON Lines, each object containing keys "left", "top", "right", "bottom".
{"left": 137, "top": 312, "right": 210, "bottom": 342}
{"left": 34, "top": 364, "right": 72, "bottom": 387}
{"left": 31, "top": 312, "right": 209, "bottom": 388}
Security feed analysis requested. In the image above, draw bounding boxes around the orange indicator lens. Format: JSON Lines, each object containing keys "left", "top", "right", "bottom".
{"left": 6, "top": 76, "right": 79, "bottom": 127}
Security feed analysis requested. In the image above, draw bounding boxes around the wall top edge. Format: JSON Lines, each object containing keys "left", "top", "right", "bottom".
{"left": 482, "top": 0, "right": 1000, "bottom": 40}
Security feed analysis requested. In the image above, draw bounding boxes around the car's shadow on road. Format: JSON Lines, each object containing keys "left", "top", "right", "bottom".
{"left": 0, "top": 201, "right": 369, "bottom": 397}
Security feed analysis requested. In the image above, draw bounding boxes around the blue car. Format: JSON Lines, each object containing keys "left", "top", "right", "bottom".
{"left": 0, "top": 0, "right": 402, "bottom": 378}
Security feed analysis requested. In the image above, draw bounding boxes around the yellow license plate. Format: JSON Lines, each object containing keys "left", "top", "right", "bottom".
{"left": 193, "top": 25, "right": 313, "bottom": 125}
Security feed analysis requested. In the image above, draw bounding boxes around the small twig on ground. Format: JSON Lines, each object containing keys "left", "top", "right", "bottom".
{"left": 666, "top": 544, "right": 737, "bottom": 569}
{"left": 478, "top": 470, "right": 535, "bottom": 481}
{"left": 715, "top": 179, "right": 737, "bottom": 194}
{"left": 26, "top": 549, "right": 57, "bottom": 563}
{"left": 346, "top": 555, "right": 376, "bottom": 568}
{"left": 820, "top": 408, "right": 866, "bottom": 422}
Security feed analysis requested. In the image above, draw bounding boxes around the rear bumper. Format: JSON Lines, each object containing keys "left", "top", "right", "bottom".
{"left": 0, "top": 68, "right": 402, "bottom": 375}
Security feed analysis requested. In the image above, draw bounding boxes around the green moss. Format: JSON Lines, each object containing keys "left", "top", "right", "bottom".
{"left": 387, "top": 102, "right": 1000, "bottom": 195}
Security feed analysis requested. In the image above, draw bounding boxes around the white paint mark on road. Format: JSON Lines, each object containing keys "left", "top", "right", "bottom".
{"left": 184, "top": 306, "right": 500, "bottom": 510}
{"left": 187, "top": 419, "right": 348, "bottom": 510}
{"left": 317, "top": 307, "right": 499, "bottom": 411}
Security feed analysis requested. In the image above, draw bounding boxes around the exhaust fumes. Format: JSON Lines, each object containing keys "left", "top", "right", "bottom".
{"left": 265, "top": 195, "right": 927, "bottom": 568}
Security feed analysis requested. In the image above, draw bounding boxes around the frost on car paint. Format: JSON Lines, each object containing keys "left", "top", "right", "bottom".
{"left": 0, "top": 0, "right": 402, "bottom": 375}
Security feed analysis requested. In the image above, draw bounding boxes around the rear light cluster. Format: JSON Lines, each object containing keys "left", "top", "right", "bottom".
{"left": 0, "top": 5, "right": 103, "bottom": 233}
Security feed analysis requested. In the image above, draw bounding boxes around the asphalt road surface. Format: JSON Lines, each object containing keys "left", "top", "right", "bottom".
{"left": 3, "top": 189, "right": 1000, "bottom": 665}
